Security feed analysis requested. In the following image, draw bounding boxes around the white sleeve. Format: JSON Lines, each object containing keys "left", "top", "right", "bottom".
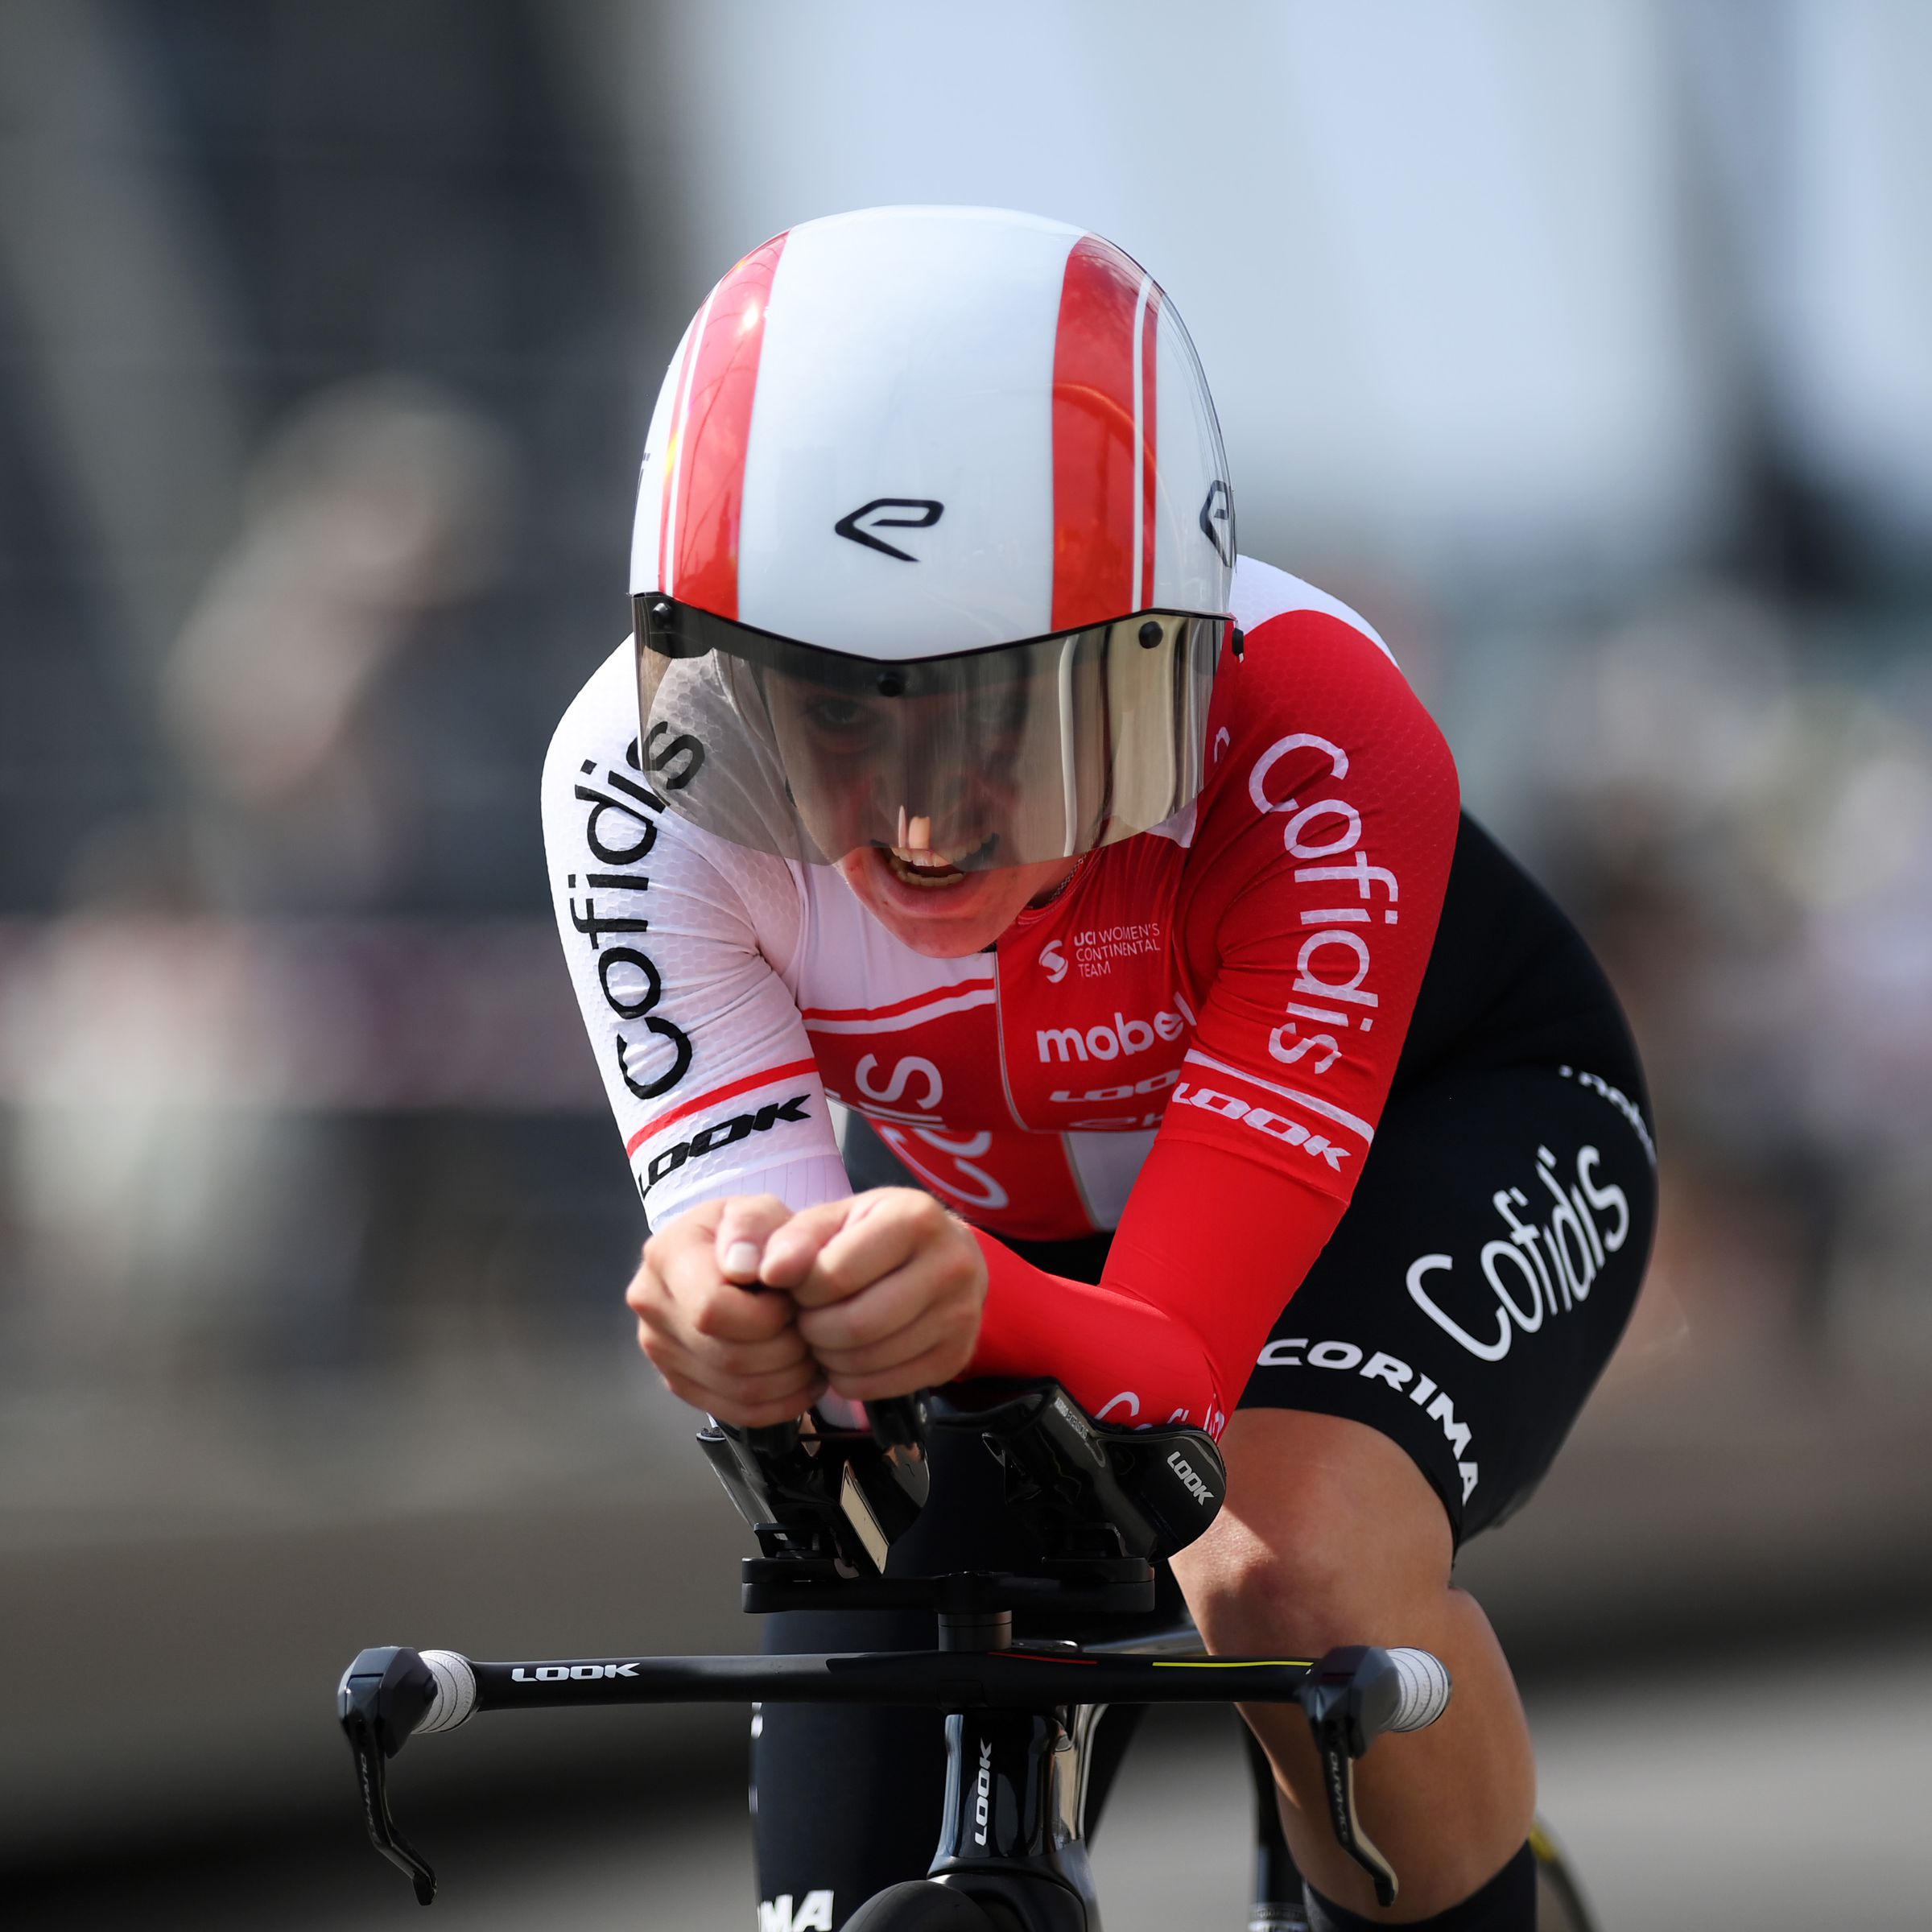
{"left": 541, "top": 642, "right": 850, "bottom": 1224}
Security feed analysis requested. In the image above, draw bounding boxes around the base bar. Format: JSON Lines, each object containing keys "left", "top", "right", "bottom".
{"left": 463, "top": 1646, "right": 1315, "bottom": 1714}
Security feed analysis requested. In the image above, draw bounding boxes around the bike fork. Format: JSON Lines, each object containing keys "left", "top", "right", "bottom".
{"left": 927, "top": 1706, "right": 1099, "bottom": 1932}
{"left": 926, "top": 1704, "right": 1312, "bottom": 1931}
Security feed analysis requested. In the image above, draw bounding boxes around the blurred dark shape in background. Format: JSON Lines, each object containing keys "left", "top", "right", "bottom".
{"left": 0, "top": 2, "right": 1927, "bottom": 1924}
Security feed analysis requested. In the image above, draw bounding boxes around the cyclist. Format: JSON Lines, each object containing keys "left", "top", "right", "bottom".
{"left": 543, "top": 206, "right": 1655, "bottom": 1931}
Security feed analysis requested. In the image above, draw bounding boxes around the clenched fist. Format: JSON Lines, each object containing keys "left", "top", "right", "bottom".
{"left": 628, "top": 1188, "right": 987, "bottom": 1424}
{"left": 628, "top": 1195, "right": 827, "bottom": 1426}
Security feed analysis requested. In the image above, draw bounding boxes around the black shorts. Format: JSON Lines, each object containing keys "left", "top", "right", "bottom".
{"left": 1230, "top": 1054, "right": 1654, "bottom": 1540}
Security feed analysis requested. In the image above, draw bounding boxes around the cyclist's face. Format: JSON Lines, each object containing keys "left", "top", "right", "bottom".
{"left": 765, "top": 667, "right": 1080, "bottom": 953}
{"left": 764, "top": 672, "right": 1035, "bottom": 872}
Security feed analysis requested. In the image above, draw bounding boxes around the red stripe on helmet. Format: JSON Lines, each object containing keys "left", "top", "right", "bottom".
{"left": 1136, "top": 280, "right": 1151, "bottom": 606}
{"left": 656, "top": 317, "right": 702, "bottom": 592}
{"left": 669, "top": 231, "right": 789, "bottom": 619}
{"left": 1051, "top": 235, "right": 1146, "bottom": 631}
{"left": 1139, "top": 281, "right": 1162, "bottom": 610}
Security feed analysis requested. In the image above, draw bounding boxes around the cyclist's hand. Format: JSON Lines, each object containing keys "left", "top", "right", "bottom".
{"left": 755, "top": 1188, "right": 988, "bottom": 1401}
{"left": 628, "top": 1196, "right": 828, "bottom": 1426}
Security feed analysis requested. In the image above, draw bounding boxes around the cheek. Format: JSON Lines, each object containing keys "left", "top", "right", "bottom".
{"left": 833, "top": 851, "right": 878, "bottom": 906}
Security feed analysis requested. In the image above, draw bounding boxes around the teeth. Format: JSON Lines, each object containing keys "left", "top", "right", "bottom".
{"left": 876, "top": 832, "right": 997, "bottom": 890}
{"left": 882, "top": 847, "right": 968, "bottom": 889}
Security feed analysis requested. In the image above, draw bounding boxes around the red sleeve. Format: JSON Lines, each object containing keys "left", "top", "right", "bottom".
{"left": 966, "top": 1139, "right": 1346, "bottom": 1434}
{"left": 967, "top": 611, "right": 1459, "bottom": 1435}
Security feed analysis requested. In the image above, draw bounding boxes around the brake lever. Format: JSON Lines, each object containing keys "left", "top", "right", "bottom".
{"left": 1296, "top": 1645, "right": 1402, "bottom": 1908}
{"left": 338, "top": 1646, "right": 440, "bottom": 1905}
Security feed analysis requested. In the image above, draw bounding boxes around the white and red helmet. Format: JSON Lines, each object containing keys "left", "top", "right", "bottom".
{"left": 630, "top": 205, "right": 1234, "bottom": 871}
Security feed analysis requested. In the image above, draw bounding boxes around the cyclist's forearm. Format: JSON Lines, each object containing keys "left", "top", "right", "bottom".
{"left": 964, "top": 1229, "right": 1227, "bottom": 1431}
{"left": 966, "top": 1137, "right": 1346, "bottom": 1436}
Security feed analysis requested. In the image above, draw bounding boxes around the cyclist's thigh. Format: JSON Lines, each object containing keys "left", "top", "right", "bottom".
{"left": 753, "top": 1601, "right": 946, "bottom": 1923}
{"left": 1240, "top": 1056, "right": 1657, "bottom": 1544}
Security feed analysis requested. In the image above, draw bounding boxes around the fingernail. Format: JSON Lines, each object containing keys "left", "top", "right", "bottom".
{"left": 723, "top": 1241, "right": 761, "bottom": 1277}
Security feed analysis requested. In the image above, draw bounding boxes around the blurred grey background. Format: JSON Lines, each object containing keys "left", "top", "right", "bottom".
{"left": 2, "top": 2, "right": 1929, "bottom": 1926}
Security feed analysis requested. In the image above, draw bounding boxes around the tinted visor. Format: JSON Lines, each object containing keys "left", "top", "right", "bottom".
{"left": 633, "top": 597, "right": 1224, "bottom": 871}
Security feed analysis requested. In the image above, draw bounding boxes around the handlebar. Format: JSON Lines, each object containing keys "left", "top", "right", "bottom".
{"left": 355, "top": 1641, "right": 1454, "bottom": 1735}
{"left": 337, "top": 1381, "right": 1451, "bottom": 1909}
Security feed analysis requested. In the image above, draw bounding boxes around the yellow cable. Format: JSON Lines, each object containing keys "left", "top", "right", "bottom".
{"left": 1147, "top": 1658, "right": 1313, "bottom": 1670}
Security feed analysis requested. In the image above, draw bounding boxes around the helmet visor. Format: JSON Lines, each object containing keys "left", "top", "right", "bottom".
{"left": 633, "top": 598, "right": 1224, "bottom": 871}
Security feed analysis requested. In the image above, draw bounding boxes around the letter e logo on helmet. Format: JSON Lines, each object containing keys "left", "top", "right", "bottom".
{"left": 834, "top": 497, "right": 944, "bottom": 562}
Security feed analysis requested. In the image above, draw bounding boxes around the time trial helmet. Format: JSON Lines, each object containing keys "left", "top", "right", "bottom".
{"left": 630, "top": 204, "right": 1234, "bottom": 872}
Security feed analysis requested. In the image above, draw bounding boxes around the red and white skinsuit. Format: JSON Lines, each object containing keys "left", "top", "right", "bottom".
{"left": 543, "top": 558, "right": 1459, "bottom": 1439}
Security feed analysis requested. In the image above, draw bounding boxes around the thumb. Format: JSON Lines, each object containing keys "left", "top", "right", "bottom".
{"left": 712, "top": 1194, "right": 796, "bottom": 1286}
{"left": 757, "top": 1196, "right": 861, "bottom": 1291}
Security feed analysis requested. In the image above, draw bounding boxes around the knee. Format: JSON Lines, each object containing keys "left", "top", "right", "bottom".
{"left": 1180, "top": 1510, "right": 1369, "bottom": 1660}
{"left": 1174, "top": 1439, "right": 1453, "bottom": 1658}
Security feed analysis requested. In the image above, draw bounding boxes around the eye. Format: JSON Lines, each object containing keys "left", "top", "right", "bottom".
{"left": 804, "top": 696, "right": 873, "bottom": 734}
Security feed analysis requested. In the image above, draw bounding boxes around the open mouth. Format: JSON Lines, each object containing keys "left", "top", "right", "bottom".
{"left": 877, "top": 833, "right": 997, "bottom": 889}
